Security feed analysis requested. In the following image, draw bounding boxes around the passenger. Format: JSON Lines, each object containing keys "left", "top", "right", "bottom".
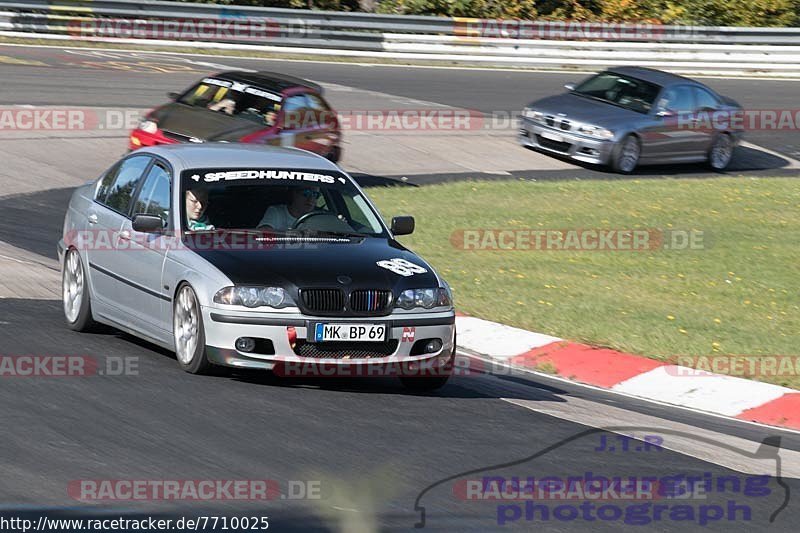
{"left": 185, "top": 188, "right": 214, "bottom": 230}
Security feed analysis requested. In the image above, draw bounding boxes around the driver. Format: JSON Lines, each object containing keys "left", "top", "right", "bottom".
{"left": 257, "top": 186, "right": 320, "bottom": 230}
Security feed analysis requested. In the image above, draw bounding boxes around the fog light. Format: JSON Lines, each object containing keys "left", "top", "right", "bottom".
{"left": 424, "top": 339, "right": 443, "bottom": 354}
{"left": 236, "top": 337, "right": 256, "bottom": 353}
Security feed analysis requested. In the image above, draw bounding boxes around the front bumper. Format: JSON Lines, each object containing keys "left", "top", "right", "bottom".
{"left": 518, "top": 117, "right": 615, "bottom": 165}
{"left": 201, "top": 307, "right": 456, "bottom": 373}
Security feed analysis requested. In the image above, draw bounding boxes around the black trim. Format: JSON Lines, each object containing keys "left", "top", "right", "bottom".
{"left": 390, "top": 315, "right": 456, "bottom": 327}
{"left": 208, "top": 313, "right": 455, "bottom": 328}
{"left": 89, "top": 262, "right": 172, "bottom": 302}
{"left": 210, "top": 313, "right": 306, "bottom": 327}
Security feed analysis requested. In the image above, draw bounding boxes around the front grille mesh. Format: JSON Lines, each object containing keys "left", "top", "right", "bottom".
{"left": 300, "top": 289, "right": 346, "bottom": 313}
{"left": 349, "top": 290, "right": 392, "bottom": 313}
{"left": 293, "top": 340, "right": 399, "bottom": 359}
{"left": 536, "top": 135, "right": 572, "bottom": 153}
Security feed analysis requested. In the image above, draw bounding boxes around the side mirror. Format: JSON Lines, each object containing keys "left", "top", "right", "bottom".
{"left": 564, "top": 83, "right": 576, "bottom": 91}
{"left": 167, "top": 91, "right": 180, "bottom": 100}
{"left": 132, "top": 214, "right": 164, "bottom": 233}
{"left": 391, "top": 216, "right": 415, "bottom": 236}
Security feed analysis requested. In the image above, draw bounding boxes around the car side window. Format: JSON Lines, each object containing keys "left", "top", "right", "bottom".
{"left": 693, "top": 88, "right": 720, "bottom": 111}
{"left": 133, "top": 162, "right": 172, "bottom": 228}
{"left": 96, "top": 156, "right": 151, "bottom": 215}
{"left": 305, "top": 94, "right": 337, "bottom": 126}
{"left": 657, "top": 86, "right": 694, "bottom": 113}
{"left": 95, "top": 163, "right": 121, "bottom": 203}
{"left": 305, "top": 94, "right": 328, "bottom": 111}
{"left": 281, "top": 95, "right": 314, "bottom": 130}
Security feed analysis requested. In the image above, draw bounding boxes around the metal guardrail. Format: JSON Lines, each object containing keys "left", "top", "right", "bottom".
{"left": 2, "top": 0, "right": 800, "bottom": 75}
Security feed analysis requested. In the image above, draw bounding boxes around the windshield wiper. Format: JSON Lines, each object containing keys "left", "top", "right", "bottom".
{"left": 573, "top": 92, "right": 641, "bottom": 112}
{"left": 187, "top": 228, "right": 291, "bottom": 236}
{"left": 305, "top": 229, "right": 371, "bottom": 239}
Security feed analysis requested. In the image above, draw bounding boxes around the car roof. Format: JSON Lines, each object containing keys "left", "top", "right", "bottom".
{"left": 214, "top": 71, "right": 323, "bottom": 95}
{"left": 605, "top": 66, "right": 697, "bottom": 87}
{"left": 140, "top": 143, "right": 341, "bottom": 173}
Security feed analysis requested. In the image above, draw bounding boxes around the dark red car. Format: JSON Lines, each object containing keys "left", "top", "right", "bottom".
{"left": 130, "top": 71, "right": 342, "bottom": 162}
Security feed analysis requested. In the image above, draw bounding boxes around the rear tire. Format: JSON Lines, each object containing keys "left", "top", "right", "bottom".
{"left": 173, "top": 284, "right": 213, "bottom": 375}
{"left": 62, "top": 248, "right": 98, "bottom": 332}
{"left": 708, "top": 133, "right": 733, "bottom": 171}
{"left": 612, "top": 135, "right": 640, "bottom": 174}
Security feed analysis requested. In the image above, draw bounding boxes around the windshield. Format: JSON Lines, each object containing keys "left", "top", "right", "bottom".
{"left": 572, "top": 72, "right": 662, "bottom": 114}
{"left": 180, "top": 168, "right": 386, "bottom": 236}
{"left": 178, "top": 78, "right": 283, "bottom": 127}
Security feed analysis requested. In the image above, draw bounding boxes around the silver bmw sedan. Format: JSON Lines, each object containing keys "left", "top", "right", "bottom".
{"left": 58, "top": 144, "right": 456, "bottom": 389}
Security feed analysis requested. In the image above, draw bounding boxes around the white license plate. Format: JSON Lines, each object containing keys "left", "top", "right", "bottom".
{"left": 540, "top": 131, "right": 564, "bottom": 142}
{"left": 314, "top": 323, "right": 386, "bottom": 342}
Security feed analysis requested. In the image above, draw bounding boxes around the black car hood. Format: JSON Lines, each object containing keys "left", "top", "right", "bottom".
{"left": 188, "top": 236, "right": 440, "bottom": 291}
{"left": 529, "top": 93, "right": 642, "bottom": 127}
{"left": 151, "top": 103, "right": 264, "bottom": 141}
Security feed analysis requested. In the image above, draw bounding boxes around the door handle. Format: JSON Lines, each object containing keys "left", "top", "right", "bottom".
{"left": 88, "top": 213, "right": 98, "bottom": 225}
{"left": 119, "top": 230, "right": 131, "bottom": 241}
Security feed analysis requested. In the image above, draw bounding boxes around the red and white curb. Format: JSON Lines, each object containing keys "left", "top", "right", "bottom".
{"left": 455, "top": 315, "right": 800, "bottom": 431}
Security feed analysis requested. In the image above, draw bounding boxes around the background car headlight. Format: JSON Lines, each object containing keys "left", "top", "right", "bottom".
{"left": 522, "top": 108, "right": 544, "bottom": 122}
{"left": 577, "top": 125, "right": 614, "bottom": 139}
{"left": 138, "top": 119, "right": 158, "bottom": 134}
{"left": 214, "top": 286, "right": 292, "bottom": 308}
{"left": 396, "top": 288, "right": 452, "bottom": 310}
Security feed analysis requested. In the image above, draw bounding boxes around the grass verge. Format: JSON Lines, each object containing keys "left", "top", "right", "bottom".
{"left": 368, "top": 177, "right": 799, "bottom": 389}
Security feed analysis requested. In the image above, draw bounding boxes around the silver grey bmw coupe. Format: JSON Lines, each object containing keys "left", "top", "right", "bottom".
{"left": 519, "top": 67, "right": 744, "bottom": 173}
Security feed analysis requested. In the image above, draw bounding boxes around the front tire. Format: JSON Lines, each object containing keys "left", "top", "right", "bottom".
{"left": 173, "top": 284, "right": 213, "bottom": 375}
{"left": 708, "top": 133, "right": 733, "bottom": 171}
{"left": 62, "top": 248, "right": 97, "bottom": 332}
{"left": 612, "top": 135, "right": 641, "bottom": 174}
{"left": 325, "top": 145, "right": 341, "bottom": 163}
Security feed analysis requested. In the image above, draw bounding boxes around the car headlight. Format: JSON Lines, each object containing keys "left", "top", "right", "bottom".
{"left": 577, "top": 125, "right": 614, "bottom": 139}
{"left": 213, "top": 286, "right": 293, "bottom": 308}
{"left": 138, "top": 119, "right": 158, "bottom": 134}
{"left": 522, "top": 108, "right": 544, "bottom": 122}
{"left": 396, "top": 287, "right": 452, "bottom": 310}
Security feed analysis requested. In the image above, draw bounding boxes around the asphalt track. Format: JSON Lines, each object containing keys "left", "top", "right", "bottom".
{"left": 0, "top": 44, "right": 799, "bottom": 532}
{"left": 2, "top": 44, "right": 800, "bottom": 166}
